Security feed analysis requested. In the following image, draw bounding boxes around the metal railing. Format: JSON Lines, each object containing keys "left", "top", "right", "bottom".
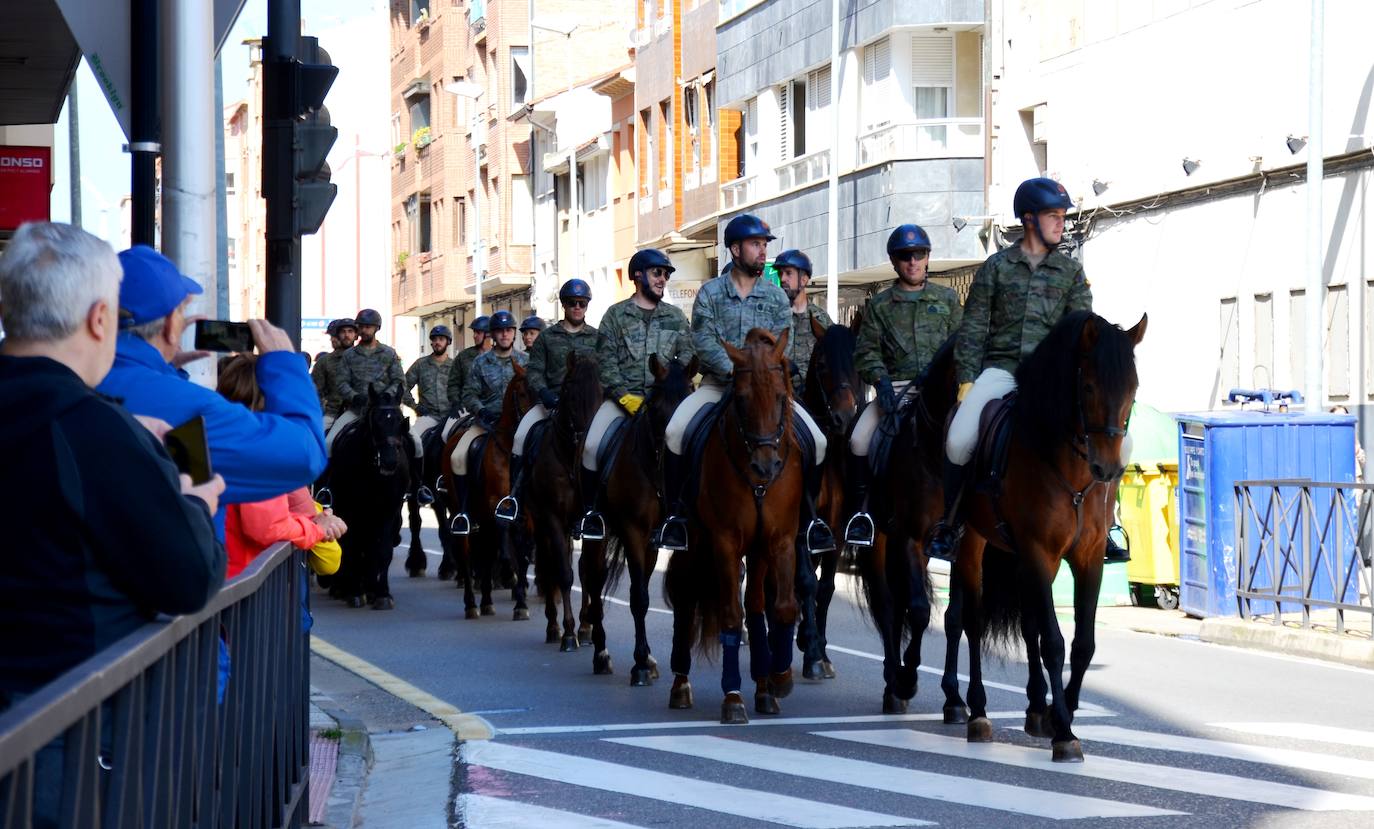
{"left": 856, "top": 118, "right": 984, "bottom": 167}
{"left": 1234, "top": 481, "right": 1373, "bottom": 636}
{"left": 0, "top": 544, "right": 310, "bottom": 828}
{"left": 775, "top": 148, "right": 830, "bottom": 192}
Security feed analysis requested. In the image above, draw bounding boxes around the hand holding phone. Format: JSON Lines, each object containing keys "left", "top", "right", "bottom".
{"left": 165, "top": 416, "right": 214, "bottom": 485}
{"left": 194, "top": 320, "right": 255, "bottom": 353}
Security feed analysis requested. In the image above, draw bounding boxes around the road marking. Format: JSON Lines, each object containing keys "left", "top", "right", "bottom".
{"left": 1210, "top": 722, "right": 1374, "bottom": 750}
{"left": 609, "top": 734, "right": 1181, "bottom": 820}
{"left": 495, "top": 708, "right": 1113, "bottom": 737}
{"left": 569, "top": 585, "right": 672, "bottom": 615}
{"left": 456, "top": 794, "right": 646, "bottom": 828}
{"left": 818, "top": 729, "right": 1374, "bottom": 812}
{"left": 461, "top": 741, "right": 926, "bottom": 828}
{"left": 310, "top": 637, "right": 494, "bottom": 741}
{"left": 1074, "top": 724, "right": 1374, "bottom": 780}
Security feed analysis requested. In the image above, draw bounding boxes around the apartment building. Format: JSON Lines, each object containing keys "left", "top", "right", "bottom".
{"left": 715, "top": 0, "right": 986, "bottom": 315}
{"left": 224, "top": 41, "right": 266, "bottom": 322}
{"left": 389, "top": 0, "right": 536, "bottom": 348}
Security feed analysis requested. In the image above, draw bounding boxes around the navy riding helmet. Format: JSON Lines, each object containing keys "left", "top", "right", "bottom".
{"left": 489, "top": 310, "right": 517, "bottom": 330}
{"left": 559, "top": 278, "right": 592, "bottom": 302}
{"left": 471, "top": 314, "right": 491, "bottom": 333}
{"left": 886, "top": 224, "right": 932, "bottom": 256}
{"left": 429, "top": 325, "right": 452, "bottom": 341}
{"left": 519, "top": 315, "right": 545, "bottom": 332}
{"left": 773, "top": 249, "right": 813, "bottom": 277}
{"left": 355, "top": 308, "right": 383, "bottom": 327}
{"left": 723, "top": 213, "right": 775, "bottom": 247}
{"left": 628, "top": 248, "right": 675, "bottom": 280}
{"left": 1013, "top": 177, "right": 1073, "bottom": 248}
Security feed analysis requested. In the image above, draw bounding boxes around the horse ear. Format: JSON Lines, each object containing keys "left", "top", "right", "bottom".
{"left": 809, "top": 315, "right": 826, "bottom": 340}
{"left": 722, "top": 338, "right": 748, "bottom": 367}
{"left": 772, "top": 326, "right": 791, "bottom": 361}
{"left": 513, "top": 360, "right": 526, "bottom": 377}
{"left": 685, "top": 355, "right": 699, "bottom": 380}
{"left": 849, "top": 307, "right": 864, "bottom": 335}
{"left": 649, "top": 354, "right": 666, "bottom": 380}
{"left": 1079, "top": 316, "right": 1100, "bottom": 351}
{"left": 1127, "top": 313, "right": 1148, "bottom": 346}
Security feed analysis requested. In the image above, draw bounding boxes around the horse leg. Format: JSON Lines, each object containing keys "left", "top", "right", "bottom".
{"left": 1030, "top": 573, "right": 1081, "bottom": 762}
{"left": 1020, "top": 589, "right": 1052, "bottom": 738}
{"left": 372, "top": 514, "right": 397, "bottom": 609}
{"left": 628, "top": 537, "right": 660, "bottom": 686}
{"left": 865, "top": 536, "right": 906, "bottom": 714}
{"left": 961, "top": 540, "right": 993, "bottom": 741}
{"left": 579, "top": 540, "right": 613, "bottom": 675}
{"left": 666, "top": 552, "right": 696, "bottom": 710}
{"left": 767, "top": 537, "right": 799, "bottom": 701}
{"left": 794, "top": 540, "right": 824, "bottom": 681}
{"left": 1065, "top": 561, "right": 1102, "bottom": 714}
{"left": 898, "top": 538, "right": 932, "bottom": 703}
{"left": 814, "top": 547, "right": 839, "bottom": 678}
{"left": 940, "top": 568, "right": 970, "bottom": 724}
{"left": 405, "top": 495, "right": 426, "bottom": 577}
{"left": 456, "top": 535, "right": 479, "bottom": 619}
{"left": 435, "top": 502, "right": 456, "bottom": 581}
{"left": 557, "top": 533, "right": 581, "bottom": 653}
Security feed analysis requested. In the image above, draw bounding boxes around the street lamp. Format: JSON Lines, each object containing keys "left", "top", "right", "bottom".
{"left": 448, "top": 81, "right": 485, "bottom": 317}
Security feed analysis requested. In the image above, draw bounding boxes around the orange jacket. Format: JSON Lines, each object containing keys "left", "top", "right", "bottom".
{"left": 224, "top": 488, "right": 324, "bottom": 578}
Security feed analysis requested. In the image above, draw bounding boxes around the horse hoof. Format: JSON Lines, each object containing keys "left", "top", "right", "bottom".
{"left": 437, "top": 566, "right": 456, "bottom": 581}
{"left": 754, "top": 692, "right": 780, "bottom": 716}
{"left": 721, "top": 693, "right": 750, "bottom": 724}
{"left": 943, "top": 704, "right": 970, "bottom": 725}
{"left": 513, "top": 607, "right": 530, "bottom": 621}
{"left": 820, "top": 659, "right": 837, "bottom": 679}
{"left": 593, "top": 651, "right": 613, "bottom": 675}
{"left": 647, "top": 656, "right": 660, "bottom": 680}
{"left": 346, "top": 596, "right": 366, "bottom": 609}
{"left": 464, "top": 607, "right": 480, "bottom": 620}
{"left": 407, "top": 567, "right": 424, "bottom": 578}
{"left": 545, "top": 627, "right": 560, "bottom": 644}
{"left": 1052, "top": 739, "right": 1085, "bottom": 763}
{"left": 372, "top": 596, "right": 395, "bottom": 611}
{"left": 882, "top": 692, "right": 908, "bottom": 715}
{"left": 630, "top": 667, "right": 654, "bottom": 687}
{"left": 769, "top": 669, "right": 794, "bottom": 699}
{"left": 668, "top": 678, "right": 694, "bottom": 709}
{"left": 560, "top": 634, "right": 579, "bottom": 653}
{"left": 967, "top": 717, "right": 994, "bottom": 743}
{"left": 577, "top": 625, "right": 593, "bottom": 646}
{"left": 1025, "top": 711, "right": 1055, "bottom": 739}
{"left": 480, "top": 604, "right": 495, "bottom": 617}
{"left": 803, "top": 660, "right": 826, "bottom": 681}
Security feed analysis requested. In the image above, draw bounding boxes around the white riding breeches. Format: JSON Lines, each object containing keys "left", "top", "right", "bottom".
{"left": 442, "top": 414, "right": 466, "bottom": 442}
{"left": 945, "top": 367, "right": 1017, "bottom": 465}
{"left": 513, "top": 404, "right": 548, "bottom": 456}
{"left": 449, "top": 423, "right": 488, "bottom": 476}
{"left": 665, "top": 381, "right": 827, "bottom": 464}
{"left": 409, "top": 415, "right": 439, "bottom": 458}
{"left": 581, "top": 399, "right": 628, "bottom": 472}
{"left": 322, "top": 414, "right": 336, "bottom": 432}
{"left": 848, "top": 380, "right": 911, "bottom": 457}
{"left": 325, "top": 409, "right": 359, "bottom": 455}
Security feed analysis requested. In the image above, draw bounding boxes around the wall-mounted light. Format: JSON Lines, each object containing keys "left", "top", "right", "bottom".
{"left": 952, "top": 217, "right": 968, "bottom": 232}
{"left": 1182, "top": 158, "right": 1201, "bottom": 176}
{"left": 1286, "top": 135, "right": 1308, "bottom": 154}
{"left": 1092, "top": 179, "right": 1109, "bottom": 196}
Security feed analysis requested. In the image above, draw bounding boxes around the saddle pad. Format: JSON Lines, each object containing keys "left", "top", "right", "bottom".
{"left": 595, "top": 414, "right": 632, "bottom": 474}
{"left": 469, "top": 433, "right": 489, "bottom": 481}
{"left": 973, "top": 392, "right": 1017, "bottom": 490}
{"left": 865, "top": 393, "right": 917, "bottom": 480}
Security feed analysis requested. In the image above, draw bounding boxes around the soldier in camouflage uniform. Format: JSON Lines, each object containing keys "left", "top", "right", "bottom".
{"left": 449, "top": 311, "right": 527, "bottom": 534}
{"left": 519, "top": 315, "right": 544, "bottom": 351}
{"left": 843, "top": 224, "right": 963, "bottom": 546}
{"left": 325, "top": 309, "right": 405, "bottom": 455}
{"left": 312, "top": 317, "right": 356, "bottom": 430}
{"left": 775, "top": 249, "right": 833, "bottom": 397}
{"left": 927, "top": 177, "right": 1101, "bottom": 562}
{"left": 575, "top": 248, "right": 694, "bottom": 538}
{"left": 443, "top": 314, "right": 491, "bottom": 439}
{"left": 656, "top": 213, "right": 834, "bottom": 554}
{"left": 512, "top": 279, "right": 599, "bottom": 459}
{"left": 403, "top": 324, "right": 454, "bottom": 457}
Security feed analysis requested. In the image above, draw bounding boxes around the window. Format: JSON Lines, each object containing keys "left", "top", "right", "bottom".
{"left": 640, "top": 108, "right": 654, "bottom": 197}
{"left": 410, "top": 0, "right": 430, "bottom": 25}
{"left": 1327, "top": 285, "right": 1350, "bottom": 397}
{"left": 579, "top": 158, "right": 608, "bottom": 212}
{"left": 703, "top": 79, "right": 717, "bottom": 183}
{"left": 659, "top": 99, "right": 672, "bottom": 194}
{"left": 744, "top": 97, "right": 759, "bottom": 175}
{"left": 409, "top": 95, "right": 431, "bottom": 135}
{"left": 512, "top": 174, "right": 533, "bottom": 243}
{"left": 418, "top": 194, "right": 433, "bottom": 253}
{"left": 405, "top": 195, "right": 419, "bottom": 254}
{"left": 454, "top": 197, "right": 466, "bottom": 246}
{"left": 911, "top": 35, "right": 953, "bottom": 120}
{"left": 1219, "top": 297, "right": 1238, "bottom": 397}
{"left": 862, "top": 36, "right": 891, "bottom": 129}
{"left": 391, "top": 112, "right": 402, "bottom": 147}
{"left": 806, "top": 65, "right": 831, "bottom": 155}
{"left": 555, "top": 172, "right": 569, "bottom": 212}
{"left": 510, "top": 47, "right": 530, "bottom": 107}
{"left": 779, "top": 79, "right": 806, "bottom": 160}
{"left": 684, "top": 85, "right": 700, "bottom": 174}
{"left": 1254, "top": 294, "right": 1273, "bottom": 390}
{"left": 225, "top": 172, "right": 236, "bottom": 195}
{"left": 1289, "top": 289, "right": 1306, "bottom": 390}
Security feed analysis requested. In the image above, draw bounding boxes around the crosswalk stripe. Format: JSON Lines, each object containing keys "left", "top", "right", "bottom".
{"left": 456, "top": 794, "right": 647, "bottom": 828}
{"left": 818, "top": 729, "right": 1374, "bottom": 812}
{"left": 461, "top": 741, "right": 927, "bottom": 828}
{"left": 1074, "top": 725, "right": 1374, "bottom": 780}
{"left": 608, "top": 735, "right": 1182, "bottom": 820}
{"left": 1211, "top": 722, "right": 1374, "bottom": 750}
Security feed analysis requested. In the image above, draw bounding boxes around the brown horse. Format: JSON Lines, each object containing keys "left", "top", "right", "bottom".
{"left": 943, "top": 310, "right": 1145, "bottom": 762}
{"left": 665, "top": 328, "right": 802, "bottom": 724}
{"left": 526, "top": 353, "right": 603, "bottom": 651}
{"left": 440, "top": 364, "right": 537, "bottom": 619}
{"left": 580, "top": 355, "right": 698, "bottom": 681}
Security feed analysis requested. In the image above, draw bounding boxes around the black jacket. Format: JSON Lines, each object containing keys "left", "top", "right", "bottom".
{"left": 0, "top": 355, "right": 225, "bottom": 702}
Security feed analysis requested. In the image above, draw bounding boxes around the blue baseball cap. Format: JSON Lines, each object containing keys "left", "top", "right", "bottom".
{"left": 117, "top": 245, "right": 203, "bottom": 327}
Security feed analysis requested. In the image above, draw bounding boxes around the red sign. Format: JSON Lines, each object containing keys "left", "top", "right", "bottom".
{"left": 0, "top": 146, "right": 52, "bottom": 231}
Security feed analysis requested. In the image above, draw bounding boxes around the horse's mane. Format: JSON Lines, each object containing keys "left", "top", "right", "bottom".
{"left": 634, "top": 358, "right": 691, "bottom": 463}
{"left": 555, "top": 354, "right": 602, "bottom": 432}
{"left": 1013, "top": 310, "right": 1137, "bottom": 446}
{"left": 814, "top": 323, "right": 856, "bottom": 384}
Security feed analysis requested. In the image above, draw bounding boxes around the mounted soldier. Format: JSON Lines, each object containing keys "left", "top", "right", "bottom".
{"left": 519, "top": 315, "right": 544, "bottom": 351}
{"left": 325, "top": 308, "right": 405, "bottom": 455}
{"left": 443, "top": 314, "right": 491, "bottom": 438}
{"left": 844, "top": 224, "right": 963, "bottom": 547}
{"left": 775, "top": 249, "right": 833, "bottom": 398}
{"left": 511, "top": 280, "right": 598, "bottom": 467}
{"left": 312, "top": 317, "right": 355, "bottom": 431}
{"left": 400, "top": 324, "right": 453, "bottom": 502}
{"left": 655, "top": 213, "right": 835, "bottom": 555}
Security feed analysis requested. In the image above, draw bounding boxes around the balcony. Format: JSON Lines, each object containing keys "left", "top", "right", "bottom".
{"left": 857, "top": 118, "right": 983, "bottom": 168}
{"left": 775, "top": 148, "right": 830, "bottom": 193}
{"left": 721, "top": 174, "right": 758, "bottom": 211}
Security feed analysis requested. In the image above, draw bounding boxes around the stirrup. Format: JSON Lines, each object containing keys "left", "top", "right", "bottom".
{"left": 655, "top": 516, "right": 689, "bottom": 551}
{"left": 926, "top": 522, "right": 963, "bottom": 562}
{"left": 449, "top": 513, "right": 472, "bottom": 536}
{"left": 843, "top": 512, "right": 876, "bottom": 548}
{"left": 315, "top": 487, "right": 333, "bottom": 509}
{"left": 1104, "top": 525, "right": 1131, "bottom": 563}
{"left": 494, "top": 496, "right": 519, "bottom": 523}
{"left": 578, "top": 511, "right": 607, "bottom": 541}
{"left": 435, "top": 476, "right": 449, "bottom": 496}
{"left": 415, "top": 485, "right": 435, "bottom": 507}
{"left": 805, "top": 518, "right": 836, "bottom": 555}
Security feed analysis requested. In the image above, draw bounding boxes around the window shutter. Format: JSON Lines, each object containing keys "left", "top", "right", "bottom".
{"left": 863, "top": 36, "right": 890, "bottom": 84}
{"left": 910, "top": 35, "right": 953, "bottom": 86}
{"left": 778, "top": 84, "right": 790, "bottom": 160}
{"left": 807, "top": 65, "right": 831, "bottom": 111}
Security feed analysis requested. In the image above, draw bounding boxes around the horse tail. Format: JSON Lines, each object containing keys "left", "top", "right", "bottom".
{"left": 978, "top": 544, "right": 1025, "bottom": 656}
{"left": 661, "top": 542, "right": 723, "bottom": 656}
{"left": 601, "top": 534, "right": 628, "bottom": 596}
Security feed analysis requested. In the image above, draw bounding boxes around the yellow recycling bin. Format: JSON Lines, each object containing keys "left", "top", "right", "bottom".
{"left": 1117, "top": 462, "right": 1181, "bottom": 609}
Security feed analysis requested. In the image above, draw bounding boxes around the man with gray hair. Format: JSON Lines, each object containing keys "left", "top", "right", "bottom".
{"left": 0, "top": 221, "right": 225, "bottom": 718}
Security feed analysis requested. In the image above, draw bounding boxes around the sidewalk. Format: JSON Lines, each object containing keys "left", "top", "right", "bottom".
{"left": 307, "top": 687, "right": 372, "bottom": 827}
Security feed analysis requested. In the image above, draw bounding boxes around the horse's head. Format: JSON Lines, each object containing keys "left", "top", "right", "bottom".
{"left": 366, "top": 387, "right": 408, "bottom": 477}
{"left": 804, "top": 318, "right": 860, "bottom": 436}
{"left": 558, "top": 352, "right": 604, "bottom": 434}
{"left": 724, "top": 328, "right": 793, "bottom": 482}
{"left": 1015, "top": 310, "right": 1146, "bottom": 483}
{"left": 502, "top": 361, "right": 537, "bottom": 426}
{"left": 647, "top": 354, "right": 698, "bottom": 436}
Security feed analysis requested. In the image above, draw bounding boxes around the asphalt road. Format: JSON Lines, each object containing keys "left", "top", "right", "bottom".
{"left": 310, "top": 521, "right": 1374, "bottom": 829}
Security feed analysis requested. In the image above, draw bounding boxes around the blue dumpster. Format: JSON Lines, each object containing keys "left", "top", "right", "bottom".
{"left": 1175, "top": 403, "right": 1356, "bottom": 618}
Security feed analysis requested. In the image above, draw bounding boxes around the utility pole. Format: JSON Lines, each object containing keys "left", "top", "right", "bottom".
{"left": 67, "top": 80, "right": 81, "bottom": 228}
{"left": 264, "top": 0, "right": 303, "bottom": 347}
{"left": 130, "top": 0, "right": 158, "bottom": 247}
{"left": 1304, "top": 0, "right": 1324, "bottom": 412}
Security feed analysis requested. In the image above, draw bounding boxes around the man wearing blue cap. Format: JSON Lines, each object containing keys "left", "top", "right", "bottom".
{"left": 97, "top": 245, "right": 328, "bottom": 538}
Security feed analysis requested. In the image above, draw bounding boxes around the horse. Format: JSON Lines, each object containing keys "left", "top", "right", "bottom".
{"left": 329, "top": 388, "right": 412, "bottom": 609}
{"left": 795, "top": 317, "right": 862, "bottom": 681}
{"left": 526, "top": 353, "right": 604, "bottom": 651}
{"left": 942, "top": 310, "right": 1146, "bottom": 762}
{"left": 440, "top": 364, "right": 537, "bottom": 619}
{"left": 580, "top": 355, "right": 698, "bottom": 682}
{"left": 852, "top": 336, "right": 960, "bottom": 715}
{"left": 665, "top": 328, "right": 803, "bottom": 724}
{"left": 404, "top": 421, "right": 455, "bottom": 580}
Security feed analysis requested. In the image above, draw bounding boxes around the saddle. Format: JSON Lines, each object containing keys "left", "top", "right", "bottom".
{"left": 864, "top": 391, "right": 920, "bottom": 480}
{"left": 970, "top": 392, "right": 1017, "bottom": 493}
{"left": 594, "top": 414, "right": 632, "bottom": 474}
{"left": 420, "top": 423, "right": 444, "bottom": 458}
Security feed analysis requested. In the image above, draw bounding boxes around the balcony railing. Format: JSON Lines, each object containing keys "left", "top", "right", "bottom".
{"left": 776, "top": 148, "right": 830, "bottom": 192}
{"left": 721, "top": 174, "right": 758, "bottom": 211}
{"left": 857, "top": 118, "right": 984, "bottom": 167}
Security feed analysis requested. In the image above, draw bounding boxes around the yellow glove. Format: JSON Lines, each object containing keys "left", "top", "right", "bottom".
{"left": 619, "top": 393, "right": 645, "bottom": 415}
{"left": 957, "top": 382, "right": 974, "bottom": 402}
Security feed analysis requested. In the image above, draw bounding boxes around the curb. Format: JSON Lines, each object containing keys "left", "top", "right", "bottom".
{"left": 311, "top": 690, "right": 373, "bottom": 829}
{"left": 1199, "top": 617, "right": 1374, "bottom": 668}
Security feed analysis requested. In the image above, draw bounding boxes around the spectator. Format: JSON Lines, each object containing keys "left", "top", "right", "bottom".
{"left": 217, "top": 355, "right": 346, "bottom": 578}
{"left": 97, "top": 246, "right": 327, "bottom": 537}
{"left": 0, "top": 222, "right": 225, "bottom": 708}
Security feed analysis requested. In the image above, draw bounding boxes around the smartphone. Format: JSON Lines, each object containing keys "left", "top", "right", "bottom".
{"left": 194, "top": 320, "right": 255, "bottom": 353}
{"left": 165, "top": 416, "right": 214, "bottom": 485}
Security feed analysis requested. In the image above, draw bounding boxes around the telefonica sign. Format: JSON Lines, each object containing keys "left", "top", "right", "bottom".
{"left": 0, "top": 147, "right": 52, "bottom": 231}
{"left": 0, "top": 157, "right": 45, "bottom": 169}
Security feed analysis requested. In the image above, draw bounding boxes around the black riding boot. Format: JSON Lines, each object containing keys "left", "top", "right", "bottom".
{"left": 1104, "top": 524, "right": 1131, "bottom": 563}
{"left": 410, "top": 447, "right": 434, "bottom": 506}
{"left": 926, "top": 459, "right": 967, "bottom": 562}
{"left": 652, "top": 450, "right": 689, "bottom": 551}
{"left": 843, "top": 460, "right": 876, "bottom": 548}
{"left": 576, "top": 464, "right": 607, "bottom": 541}
{"left": 802, "top": 455, "right": 836, "bottom": 555}
{"left": 495, "top": 453, "right": 522, "bottom": 523}
{"left": 450, "top": 473, "right": 473, "bottom": 535}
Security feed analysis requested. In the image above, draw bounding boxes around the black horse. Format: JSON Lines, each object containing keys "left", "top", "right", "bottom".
{"left": 330, "top": 388, "right": 412, "bottom": 609}
{"left": 404, "top": 424, "right": 455, "bottom": 580}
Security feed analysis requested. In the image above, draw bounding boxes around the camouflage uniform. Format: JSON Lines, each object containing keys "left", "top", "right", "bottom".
{"left": 337, "top": 341, "right": 405, "bottom": 403}
{"left": 403, "top": 354, "right": 452, "bottom": 418}
{"left": 462, "top": 349, "right": 529, "bottom": 416}
{"left": 311, "top": 347, "right": 349, "bottom": 424}
{"left": 690, "top": 266, "right": 793, "bottom": 384}
{"left": 789, "top": 301, "right": 834, "bottom": 395}
{"left": 526, "top": 324, "right": 600, "bottom": 398}
{"left": 595, "top": 299, "right": 694, "bottom": 400}
{"left": 446, "top": 345, "right": 484, "bottom": 415}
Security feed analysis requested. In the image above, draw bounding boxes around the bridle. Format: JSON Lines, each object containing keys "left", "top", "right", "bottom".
{"left": 1068, "top": 366, "right": 1130, "bottom": 482}
{"left": 368, "top": 400, "right": 405, "bottom": 475}
{"left": 721, "top": 363, "right": 792, "bottom": 506}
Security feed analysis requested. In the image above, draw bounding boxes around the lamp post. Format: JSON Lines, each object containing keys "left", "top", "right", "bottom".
{"left": 448, "top": 80, "right": 486, "bottom": 317}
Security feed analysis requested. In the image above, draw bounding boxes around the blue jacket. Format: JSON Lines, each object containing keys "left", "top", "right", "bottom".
{"left": 97, "top": 334, "right": 327, "bottom": 537}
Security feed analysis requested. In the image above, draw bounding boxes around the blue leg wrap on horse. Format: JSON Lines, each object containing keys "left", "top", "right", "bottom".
{"left": 745, "top": 613, "right": 769, "bottom": 681}
{"left": 719, "top": 632, "right": 743, "bottom": 694}
{"left": 769, "top": 622, "right": 796, "bottom": 674}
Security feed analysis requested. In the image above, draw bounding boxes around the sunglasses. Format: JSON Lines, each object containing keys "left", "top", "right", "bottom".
{"left": 895, "top": 250, "right": 930, "bottom": 262}
{"left": 564, "top": 299, "right": 589, "bottom": 309}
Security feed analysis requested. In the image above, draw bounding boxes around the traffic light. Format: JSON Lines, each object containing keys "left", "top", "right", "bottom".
{"left": 263, "top": 36, "right": 338, "bottom": 240}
